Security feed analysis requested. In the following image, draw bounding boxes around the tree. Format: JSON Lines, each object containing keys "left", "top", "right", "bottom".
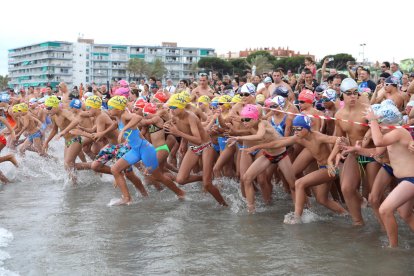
{"left": 246, "top": 51, "right": 276, "bottom": 64}
{"left": 126, "top": 58, "right": 148, "bottom": 81}
{"left": 188, "top": 62, "right": 200, "bottom": 77}
{"left": 198, "top": 57, "right": 233, "bottom": 75}
{"left": 0, "top": 75, "right": 10, "bottom": 91}
{"left": 229, "top": 58, "right": 248, "bottom": 76}
{"left": 320, "top": 53, "right": 356, "bottom": 70}
{"left": 246, "top": 55, "right": 273, "bottom": 76}
{"left": 273, "top": 56, "right": 306, "bottom": 74}
{"left": 148, "top": 59, "right": 167, "bottom": 80}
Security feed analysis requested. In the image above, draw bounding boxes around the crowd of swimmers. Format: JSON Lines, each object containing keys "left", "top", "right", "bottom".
{"left": 1, "top": 61, "right": 414, "bottom": 248}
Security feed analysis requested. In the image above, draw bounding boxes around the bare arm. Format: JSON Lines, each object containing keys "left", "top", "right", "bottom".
{"left": 246, "top": 136, "right": 297, "bottom": 153}
{"left": 233, "top": 121, "right": 267, "bottom": 141}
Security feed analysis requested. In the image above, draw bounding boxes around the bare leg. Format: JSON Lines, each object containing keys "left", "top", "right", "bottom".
{"left": 202, "top": 147, "right": 227, "bottom": 206}
{"left": 278, "top": 156, "right": 297, "bottom": 202}
{"left": 340, "top": 153, "right": 364, "bottom": 225}
{"left": 64, "top": 142, "right": 83, "bottom": 185}
{"left": 369, "top": 168, "right": 393, "bottom": 228}
{"left": 312, "top": 178, "right": 347, "bottom": 214}
{"left": 0, "top": 154, "right": 18, "bottom": 167}
{"left": 125, "top": 170, "right": 148, "bottom": 197}
{"left": 151, "top": 168, "right": 185, "bottom": 199}
{"left": 175, "top": 149, "right": 203, "bottom": 185}
{"left": 379, "top": 181, "right": 414, "bottom": 247}
{"left": 110, "top": 158, "right": 133, "bottom": 205}
{"left": 242, "top": 156, "right": 271, "bottom": 212}
{"left": 213, "top": 145, "right": 236, "bottom": 177}
{"left": 239, "top": 151, "right": 254, "bottom": 198}
{"left": 396, "top": 198, "right": 414, "bottom": 232}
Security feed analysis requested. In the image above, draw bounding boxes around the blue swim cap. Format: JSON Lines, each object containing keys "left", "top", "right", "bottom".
{"left": 70, "top": 99, "right": 82, "bottom": 109}
{"left": 273, "top": 86, "right": 289, "bottom": 98}
{"left": 0, "top": 93, "right": 10, "bottom": 103}
{"left": 293, "top": 115, "right": 311, "bottom": 131}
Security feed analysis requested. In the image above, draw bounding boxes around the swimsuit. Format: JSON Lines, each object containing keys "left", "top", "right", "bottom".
{"left": 218, "top": 136, "right": 228, "bottom": 151}
{"left": 318, "top": 165, "right": 328, "bottom": 169}
{"left": 189, "top": 142, "right": 212, "bottom": 156}
{"left": 119, "top": 121, "right": 159, "bottom": 173}
{"left": 263, "top": 150, "right": 288, "bottom": 164}
{"left": 65, "top": 136, "right": 82, "bottom": 148}
{"left": 155, "top": 144, "right": 170, "bottom": 153}
{"left": 238, "top": 143, "right": 260, "bottom": 156}
{"left": 28, "top": 130, "right": 42, "bottom": 143}
{"left": 357, "top": 155, "right": 376, "bottom": 164}
{"left": 0, "top": 134, "right": 6, "bottom": 146}
{"left": 398, "top": 177, "right": 414, "bottom": 185}
{"left": 148, "top": 123, "right": 162, "bottom": 134}
{"left": 270, "top": 115, "right": 287, "bottom": 137}
{"left": 381, "top": 163, "right": 394, "bottom": 177}
{"left": 212, "top": 143, "right": 220, "bottom": 153}
{"left": 96, "top": 143, "right": 132, "bottom": 164}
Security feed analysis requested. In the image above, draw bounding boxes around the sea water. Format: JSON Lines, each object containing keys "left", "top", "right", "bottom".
{"left": 0, "top": 140, "right": 413, "bottom": 275}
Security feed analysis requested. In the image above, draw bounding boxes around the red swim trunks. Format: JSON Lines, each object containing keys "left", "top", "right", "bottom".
{"left": 0, "top": 135, "right": 6, "bottom": 146}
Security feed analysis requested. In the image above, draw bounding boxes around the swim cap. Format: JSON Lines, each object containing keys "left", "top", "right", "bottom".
{"left": 406, "top": 101, "right": 414, "bottom": 108}
{"left": 298, "top": 89, "right": 315, "bottom": 104}
{"left": 134, "top": 98, "right": 146, "bottom": 109}
{"left": 108, "top": 96, "right": 128, "bottom": 111}
{"left": 322, "top": 89, "right": 337, "bottom": 102}
{"left": 85, "top": 95, "right": 102, "bottom": 109}
{"left": 240, "top": 83, "right": 256, "bottom": 95}
{"left": 273, "top": 86, "right": 289, "bottom": 98}
{"left": 340, "top": 78, "right": 358, "bottom": 93}
{"left": 271, "top": 95, "right": 286, "bottom": 108}
{"left": 218, "top": 95, "right": 232, "bottom": 108}
{"left": 150, "top": 83, "right": 159, "bottom": 90}
{"left": 0, "top": 93, "right": 10, "bottom": 103}
{"left": 293, "top": 115, "right": 311, "bottom": 131}
{"left": 231, "top": 94, "right": 242, "bottom": 103}
{"left": 12, "top": 104, "right": 20, "bottom": 113}
{"left": 29, "top": 98, "right": 38, "bottom": 105}
{"left": 256, "top": 94, "right": 265, "bottom": 104}
{"left": 45, "top": 95, "right": 60, "bottom": 108}
{"left": 240, "top": 104, "right": 259, "bottom": 120}
{"left": 167, "top": 93, "right": 187, "bottom": 109}
{"left": 212, "top": 96, "right": 220, "bottom": 102}
{"left": 374, "top": 102, "right": 402, "bottom": 125}
{"left": 263, "top": 77, "right": 272, "bottom": 84}
{"left": 70, "top": 99, "right": 82, "bottom": 109}
{"left": 118, "top": 79, "right": 129, "bottom": 87}
{"left": 264, "top": 98, "right": 273, "bottom": 108}
{"left": 315, "top": 83, "right": 328, "bottom": 93}
{"left": 143, "top": 103, "right": 157, "bottom": 115}
{"left": 153, "top": 92, "right": 168, "bottom": 103}
{"left": 18, "top": 103, "right": 28, "bottom": 112}
{"left": 197, "top": 95, "right": 211, "bottom": 105}
{"left": 83, "top": 92, "right": 94, "bottom": 99}
{"left": 384, "top": 76, "right": 399, "bottom": 86}
{"left": 114, "top": 87, "right": 130, "bottom": 98}
{"left": 178, "top": 91, "right": 191, "bottom": 103}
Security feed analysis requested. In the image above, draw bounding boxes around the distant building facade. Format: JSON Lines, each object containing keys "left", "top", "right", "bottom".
{"left": 219, "top": 47, "right": 315, "bottom": 60}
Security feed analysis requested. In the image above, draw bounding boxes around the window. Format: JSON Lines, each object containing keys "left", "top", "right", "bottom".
{"left": 86, "top": 77, "right": 89, "bottom": 82}
{"left": 86, "top": 69, "right": 89, "bottom": 75}
{"left": 86, "top": 61, "right": 89, "bottom": 67}
{"left": 86, "top": 54, "right": 89, "bottom": 59}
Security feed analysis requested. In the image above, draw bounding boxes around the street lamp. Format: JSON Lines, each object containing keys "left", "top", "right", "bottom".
{"left": 359, "top": 43, "right": 366, "bottom": 64}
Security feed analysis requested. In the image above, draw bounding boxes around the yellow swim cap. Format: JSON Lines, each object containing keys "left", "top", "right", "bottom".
{"left": 219, "top": 95, "right": 232, "bottom": 108}
{"left": 167, "top": 93, "right": 188, "bottom": 109}
{"left": 85, "top": 95, "right": 102, "bottom": 109}
{"left": 256, "top": 94, "right": 265, "bottom": 104}
{"left": 12, "top": 104, "right": 20, "bottom": 113}
{"left": 45, "top": 96, "right": 60, "bottom": 108}
{"left": 108, "top": 96, "right": 128, "bottom": 111}
{"left": 179, "top": 91, "right": 191, "bottom": 103}
{"left": 18, "top": 103, "right": 28, "bottom": 112}
{"left": 197, "top": 95, "right": 211, "bottom": 105}
{"left": 231, "top": 94, "right": 242, "bottom": 103}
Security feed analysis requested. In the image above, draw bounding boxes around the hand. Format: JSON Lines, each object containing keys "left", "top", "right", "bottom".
{"left": 226, "top": 136, "right": 238, "bottom": 147}
{"left": 327, "top": 160, "right": 338, "bottom": 177}
{"left": 164, "top": 123, "right": 179, "bottom": 135}
{"left": 118, "top": 131, "right": 124, "bottom": 144}
{"left": 54, "top": 133, "right": 63, "bottom": 140}
{"left": 409, "top": 141, "right": 414, "bottom": 153}
{"left": 93, "top": 131, "right": 105, "bottom": 141}
{"left": 363, "top": 106, "right": 379, "bottom": 122}
{"left": 242, "top": 146, "right": 257, "bottom": 154}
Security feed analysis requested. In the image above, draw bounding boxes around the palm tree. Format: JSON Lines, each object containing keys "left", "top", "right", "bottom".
{"left": 148, "top": 59, "right": 167, "bottom": 80}
{"left": 127, "top": 58, "right": 149, "bottom": 81}
{"left": 246, "top": 55, "right": 273, "bottom": 76}
{"left": 0, "top": 75, "right": 10, "bottom": 91}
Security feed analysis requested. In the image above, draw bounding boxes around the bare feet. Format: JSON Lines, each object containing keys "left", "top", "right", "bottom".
{"left": 108, "top": 196, "right": 131, "bottom": 206}
{"left": 177, "top": 190, "right": 186, "bottom": 200}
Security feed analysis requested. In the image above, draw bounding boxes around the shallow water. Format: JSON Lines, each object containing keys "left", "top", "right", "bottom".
{"left": 0, "top": 143, "right": 413, "bottom": 275}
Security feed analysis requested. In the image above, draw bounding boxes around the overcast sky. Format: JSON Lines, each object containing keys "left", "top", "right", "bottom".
{"left": 0, "top": 0, "right": 411, "bottom": 76}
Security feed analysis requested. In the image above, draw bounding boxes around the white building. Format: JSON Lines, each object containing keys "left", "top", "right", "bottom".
{"left": 8, "top": 39, "right": 215, "bottom": 89}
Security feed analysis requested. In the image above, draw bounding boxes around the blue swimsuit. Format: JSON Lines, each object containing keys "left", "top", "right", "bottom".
{"left": 119, "top": 121, "right": 159, "bottom": 173}
{"left": 270, "top": 115, "right": 287, "bottom": 137}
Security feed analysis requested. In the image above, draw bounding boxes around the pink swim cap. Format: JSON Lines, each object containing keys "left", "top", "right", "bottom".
{"left": 241, "top": 104, "right": 259, "bottom": 120}
{"left": 114, "top": 87, "right": 130, "bottom": 98}
{"left": 118, "top": 80, "right": 129, "bottom": 87}
{"left": 264, "top": 98, "right": 273, "bottom": 108}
